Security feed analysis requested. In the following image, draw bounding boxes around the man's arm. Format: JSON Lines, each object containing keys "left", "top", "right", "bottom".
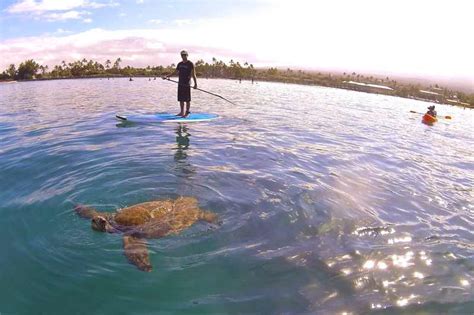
{"left": 191, "top": 64, "right": 197, "bottom": 89}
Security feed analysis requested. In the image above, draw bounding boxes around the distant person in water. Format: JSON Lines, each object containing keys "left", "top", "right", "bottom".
{"left": 426, "top": 105, "right": 437, "bottom": 117}
{"left": 129, "top": 77, "right": 133, "bottom": 81}
{"left": 163, "top": 50, "right": 197, "bottom": 117}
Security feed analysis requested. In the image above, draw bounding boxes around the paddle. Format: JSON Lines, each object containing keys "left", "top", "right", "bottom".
{"left": 410, "top": 110, "right": 452, "bottom": 119}
{"left": 162, "top": 77, "right": 237, "bottom": 106}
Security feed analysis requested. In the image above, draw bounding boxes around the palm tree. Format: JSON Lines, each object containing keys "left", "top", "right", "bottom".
{"left": 113, "top": 57, "right": 122, "bottom": 69}
{"left": 52, "top": 65, "right": 61, "bottom": 77}
{"left": 7, "top": 64, "right": 16, "bottom": 78}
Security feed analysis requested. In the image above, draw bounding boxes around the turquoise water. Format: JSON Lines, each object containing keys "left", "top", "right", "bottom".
{"left": 0, "top": 78, "right": 473, "bottom": 314}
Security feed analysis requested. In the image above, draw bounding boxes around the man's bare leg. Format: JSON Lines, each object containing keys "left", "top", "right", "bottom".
{"left": 184, "top": 101, "right": 191, "bottom": 117}
{"left": 177, "top": 101, "right": 185, "bottom": 116}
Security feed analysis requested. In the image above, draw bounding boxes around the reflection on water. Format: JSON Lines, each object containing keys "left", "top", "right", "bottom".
{"left": 296, "top": 216, "right": 474, "bottom": 313}
{"left": 0, "top": 78, "right": 473, "bottom": 314}
{"left": 175, "top": 124, "right": 190, "bottom": 162}
{"left": 174, "top": 124, "right": 195, "bottom": 177}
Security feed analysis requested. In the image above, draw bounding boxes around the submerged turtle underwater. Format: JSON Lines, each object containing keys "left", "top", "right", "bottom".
{"left": 75, "top": 197, "right": 218, "bottom": 272}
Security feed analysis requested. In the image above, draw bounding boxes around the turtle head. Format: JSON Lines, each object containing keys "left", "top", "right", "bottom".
{"left": 74, "top": 204, "right": 98, "bottom": 219}
{"left": 91, "top": 215, "right": 113, "bottom": 232}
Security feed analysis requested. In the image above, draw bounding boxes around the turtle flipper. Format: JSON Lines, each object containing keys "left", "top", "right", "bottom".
{"left": 123, "top": 235, "right": 152, "bottom": 272}
{"left": 74, "top": 204, "right": 100, "bottom": 219}
{"left": 199, "top": 211, "right": 219, "bottom": 224}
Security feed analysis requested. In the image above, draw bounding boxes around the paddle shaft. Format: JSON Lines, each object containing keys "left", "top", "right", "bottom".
{"left": 163, "top": 77, "right": 237, "bottom": 106}
{"left": 410, "top": 110, "right": 451, "bottom": 119}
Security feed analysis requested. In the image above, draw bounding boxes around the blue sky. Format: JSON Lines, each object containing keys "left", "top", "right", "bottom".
{"left": 0, "top": 0, "right": 473, "bottom": 84}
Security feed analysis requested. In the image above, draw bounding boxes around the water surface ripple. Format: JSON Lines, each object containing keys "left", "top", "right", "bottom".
{"left": 0, "top": 78, "right": 473, "bottom": 314}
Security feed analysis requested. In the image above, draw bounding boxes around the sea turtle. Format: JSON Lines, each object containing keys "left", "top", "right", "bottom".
{"left": 75, "top": 196, "right": 218, "bottom": 272}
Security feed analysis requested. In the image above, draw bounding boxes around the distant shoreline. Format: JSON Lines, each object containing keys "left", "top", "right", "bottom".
{"left": 2, "top": 75, "right": 472, "bottom": 109}
{"left": 2, "top": 57, "right": 473, "bottom": 108}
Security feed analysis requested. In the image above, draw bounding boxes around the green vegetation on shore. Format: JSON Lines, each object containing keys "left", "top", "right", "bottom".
{"left": 1, "top": 57, "right": 473, "bottom": 107}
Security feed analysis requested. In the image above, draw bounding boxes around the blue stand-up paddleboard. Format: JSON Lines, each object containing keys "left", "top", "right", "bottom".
{"left": 116, "top": 113, "right": 218, "bottom": 123}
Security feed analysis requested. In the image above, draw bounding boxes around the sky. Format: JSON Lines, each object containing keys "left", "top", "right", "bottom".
{"left": 0, "top": 0, "right": 473, "bottom": 85}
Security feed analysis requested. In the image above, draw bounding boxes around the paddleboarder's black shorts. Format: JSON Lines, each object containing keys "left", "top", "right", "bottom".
{"left": 178, "top": 85, "right": 191, "bottom": 102}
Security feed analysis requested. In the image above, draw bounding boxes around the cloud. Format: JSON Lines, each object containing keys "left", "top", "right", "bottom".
{"left": 136, "top": 0, "right": 144, "bottom": 4}
{"left": 5, "top": 0, "right": 118, "bottom": 23}
{"left": 87, "top": 1, "right": 118, "bottom": 9}
{"left": 6, "top": 0, "right": 118, "bottom": 13}
{"left": 173, "top": 19, "right": 192, "bottom": 26}
{"left": 7, "top": 0, "right": 86, "bottom": 13}
{"left": 148, "top": 19, "right": 162, "bottom": 25}
{"left": 54, "top": 28, "right": 74, "bottom": 36}
{"left": 0, "top": 27, "right": 256, "bottom": 71}
{"left": 43, "top": 10, "right": 90, "bottom": 21}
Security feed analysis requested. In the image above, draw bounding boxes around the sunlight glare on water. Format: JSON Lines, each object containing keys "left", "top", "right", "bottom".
{"left": 0, "top": 78, "right": 473, "bottom": 314}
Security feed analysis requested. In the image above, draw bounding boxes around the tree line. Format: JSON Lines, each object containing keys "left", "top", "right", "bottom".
{"left": 1, "top": 57, "right": 473, "bottom": 106}
{"left": 0, "top": 57, "right": 256, "bottom": 81}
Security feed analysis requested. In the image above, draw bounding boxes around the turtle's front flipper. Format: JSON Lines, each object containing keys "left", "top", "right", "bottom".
{"left": 74, "top": 204, "right": 100, "bottom": 219}
{"left": 123, "top": 236, "right": 152, "bottom": 272}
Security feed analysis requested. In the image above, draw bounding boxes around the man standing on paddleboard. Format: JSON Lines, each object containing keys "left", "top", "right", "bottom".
{"left": 163, "top": 50, "right": 197, "bottom": 117}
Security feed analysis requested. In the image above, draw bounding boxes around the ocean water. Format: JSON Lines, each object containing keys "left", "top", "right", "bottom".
{"left": 0, "top": 78, "right": 473, "bottom": 314}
